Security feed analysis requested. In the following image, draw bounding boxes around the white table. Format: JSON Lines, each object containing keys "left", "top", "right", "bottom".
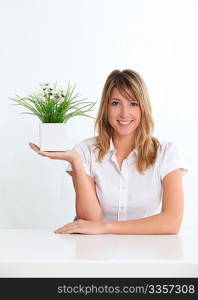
{"left": 0, "top": 229, "right": 197, "bottom": 277}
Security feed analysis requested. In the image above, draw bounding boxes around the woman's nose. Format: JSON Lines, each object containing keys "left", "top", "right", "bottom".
{"left": 119, "top": 105, "right": 130, "bottom": 118}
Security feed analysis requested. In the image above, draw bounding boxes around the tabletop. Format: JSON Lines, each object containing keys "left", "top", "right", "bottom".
{"left": 0, "top": 229, "right": 197, "bottom": 277}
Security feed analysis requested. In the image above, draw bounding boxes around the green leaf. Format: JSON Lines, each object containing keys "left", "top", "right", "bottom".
{"left": 10, "top": 82, "right": 96, "bottom": 123}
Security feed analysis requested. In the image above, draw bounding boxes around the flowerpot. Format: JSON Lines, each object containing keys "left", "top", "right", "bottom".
{"left": 39, "top": 123, "right": 68, "bottom": 151}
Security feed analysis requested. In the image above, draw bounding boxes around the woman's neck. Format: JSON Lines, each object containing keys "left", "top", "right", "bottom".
{"left": 112, "top": 135, "right": 135, "bottom": 155}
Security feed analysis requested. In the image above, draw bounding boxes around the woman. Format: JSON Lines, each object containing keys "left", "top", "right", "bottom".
{"left": 29, "top": 69, "right": 188, "bottom": 235}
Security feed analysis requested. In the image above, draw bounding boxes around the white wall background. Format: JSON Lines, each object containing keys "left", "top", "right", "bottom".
{"left": 0, "top": 0, "right": 197, "bottom": 230}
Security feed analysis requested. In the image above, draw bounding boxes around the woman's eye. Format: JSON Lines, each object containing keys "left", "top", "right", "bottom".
{"left": 111, "top": 101, "right": 119, "bottom": 106}
{"left": 110, "top": 101, "right": 139, "bottom": 107}
{"left": 130, "top": 102, "right": 139, "bottom": 106}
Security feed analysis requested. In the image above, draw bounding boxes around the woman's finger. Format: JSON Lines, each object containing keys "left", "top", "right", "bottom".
{"left": 58, "top": 226, "right": 82, "bottom": 234}
{"left": 54, "top": 222, "right": 77, "bottom": 233}
{"left": 28, "top": 143, "right": 40, "bottom": 151}
{"left": 55, "top": 224, "right": 77, "bottom": 233}
{"left": 29, "top": 143, "right": 52, "bottom": 157}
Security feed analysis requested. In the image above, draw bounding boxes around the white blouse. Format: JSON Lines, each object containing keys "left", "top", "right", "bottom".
{"left": 66, "top": 137, "right": 188, "bottom": 221}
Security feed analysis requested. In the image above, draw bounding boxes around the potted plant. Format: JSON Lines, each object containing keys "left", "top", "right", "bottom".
{"left": 10, "top": 82, "right": 96, "bottom": 151}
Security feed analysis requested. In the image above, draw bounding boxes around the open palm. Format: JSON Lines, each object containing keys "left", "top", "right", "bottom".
{"left": 28, "top": 143, "right": 79, "bottom": 162}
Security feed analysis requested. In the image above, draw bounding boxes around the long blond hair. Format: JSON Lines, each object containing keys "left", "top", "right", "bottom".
{"left": 94, "top": 69, "right": 161, "bottom": 173}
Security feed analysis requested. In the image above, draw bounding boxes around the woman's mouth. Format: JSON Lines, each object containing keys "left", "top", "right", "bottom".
{"left": 117, "top": 120, "right": 134, "bottom": 127}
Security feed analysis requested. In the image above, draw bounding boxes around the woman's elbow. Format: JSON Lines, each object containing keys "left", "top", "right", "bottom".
{"left": 168, "top": 228, "right": 180, "bottom": 235}
{"left": 167, "top": 216, "right": 183, "bottom": 235}
{"left": 169, "top": 224, "right": 182, "bottom": 235}
{"left": 160, "top": 212, "right": 182, "bottom": 234}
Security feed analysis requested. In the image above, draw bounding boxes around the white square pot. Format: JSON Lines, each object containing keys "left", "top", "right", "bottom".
{"left": 39, "top": 123, "right": 68, "bottom": 151}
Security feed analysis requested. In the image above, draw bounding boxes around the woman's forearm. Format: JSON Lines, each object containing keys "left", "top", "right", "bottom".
{"left": 71, "top": 157, "right": 103, "bottom": 221}
{"left": 105, "top": 212, "right": 181, "bottom": 235}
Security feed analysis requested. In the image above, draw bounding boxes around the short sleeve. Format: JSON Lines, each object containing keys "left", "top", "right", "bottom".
{"left": 66, "top": 141, "right": 92, "bottom": 177}
{"left": 160, "top": 142, "right": 188, "bottom": 181}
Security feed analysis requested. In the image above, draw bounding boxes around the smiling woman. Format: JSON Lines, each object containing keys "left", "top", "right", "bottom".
{"left": 107, "top": 87, "right": 141, "bottom": 153}
{"left": 29, "top": 69, "right": 188, "bottom": 235}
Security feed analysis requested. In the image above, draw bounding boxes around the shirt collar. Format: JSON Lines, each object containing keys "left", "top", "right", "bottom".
{"left": 109, "top": 138, "right": 116, "bottom": 153}
{"left": 108, "top": 138, "right": 138, "bottom": 161}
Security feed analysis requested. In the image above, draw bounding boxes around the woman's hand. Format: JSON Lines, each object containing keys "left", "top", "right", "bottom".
{"left": 28, "top": 143, "right": 80, "bottom": 163}
{"left": 54, "top": 219, "right": 108, "bottom": 235}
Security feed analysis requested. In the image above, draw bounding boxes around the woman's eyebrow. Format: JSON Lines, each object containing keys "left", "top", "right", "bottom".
{"left": 111, "top": 97, "right": 138, "bottom": 102}
{"left": 111, "top": 98, "right": 121, "bottom": 101}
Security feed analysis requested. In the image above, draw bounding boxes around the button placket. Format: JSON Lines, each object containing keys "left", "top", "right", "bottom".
{"left": 110, "top": 153, "right": 121, "bottom": 173}
{"left": 118, "top": 160, "right": 128, "bottom": 220}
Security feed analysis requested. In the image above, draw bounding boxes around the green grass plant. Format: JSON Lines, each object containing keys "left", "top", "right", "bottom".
{"left": 11, "top": 82, "right": 96, "bottom": 123}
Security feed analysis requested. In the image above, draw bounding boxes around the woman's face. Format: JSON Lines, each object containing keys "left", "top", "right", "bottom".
{"left": 107, "top": 87, "right": 141, "bottom": 138}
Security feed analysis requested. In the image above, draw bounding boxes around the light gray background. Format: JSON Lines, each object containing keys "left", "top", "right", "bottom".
{"left": 0, "top": 0, "right": 197, "bottom": 230}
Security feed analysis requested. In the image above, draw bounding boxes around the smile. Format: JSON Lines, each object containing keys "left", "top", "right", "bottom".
{"left": 117, "top": 120, "right": 134, "bottom": 126}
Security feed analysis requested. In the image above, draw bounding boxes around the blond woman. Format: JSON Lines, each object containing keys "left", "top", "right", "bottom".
{"left": 29, "top": 69, "right": 188, "bottom": 234}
